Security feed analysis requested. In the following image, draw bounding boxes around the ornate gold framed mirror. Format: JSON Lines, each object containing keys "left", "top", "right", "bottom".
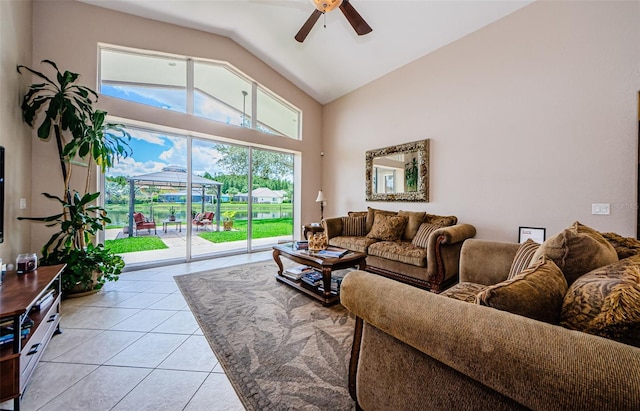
{"left": 365, "top": 139, "right": 429, "bottom": 202}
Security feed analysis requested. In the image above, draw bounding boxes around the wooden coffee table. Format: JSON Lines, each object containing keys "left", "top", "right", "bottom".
{"left": 273, "top": 243, "right": 367, "bottom": 306}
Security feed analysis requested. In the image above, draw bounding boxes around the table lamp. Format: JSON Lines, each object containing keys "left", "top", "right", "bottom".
{"left": 315, "top": 190, "right": 326, "bottom": 220}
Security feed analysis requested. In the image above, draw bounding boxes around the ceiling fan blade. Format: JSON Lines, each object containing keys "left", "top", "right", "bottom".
{"left": 295, "top": 9, "right": 323, "bottom": 43}
{"left": 339, "top": 0, "right": 372, "bottom": 36}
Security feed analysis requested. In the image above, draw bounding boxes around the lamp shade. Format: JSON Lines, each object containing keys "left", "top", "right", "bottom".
{"left": 311, "top": 0, "right": 343, "bottom": 12}
{"left": 315, "top": 191, "right": 326, "bottom": 203}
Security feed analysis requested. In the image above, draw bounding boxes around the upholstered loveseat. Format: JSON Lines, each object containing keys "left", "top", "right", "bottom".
{"left": 341, "top": 223, "right": 640, "bottom": 410}
{"left": 323, "top": 207, "right": 476, "bottom": 291}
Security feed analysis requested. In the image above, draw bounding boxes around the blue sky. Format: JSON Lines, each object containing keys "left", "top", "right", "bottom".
{"left": 103, "top": 84, "right": 289, "bottom": 181}
{"left": 107, "top": 128, "right": 227, "bottom": 179}
{"left": 103, "top": 85, "right": 227, "bottom": 179}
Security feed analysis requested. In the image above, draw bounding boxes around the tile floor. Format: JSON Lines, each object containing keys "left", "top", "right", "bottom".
{"left": 1, "top": 251, "right": 273, "bottom": 411}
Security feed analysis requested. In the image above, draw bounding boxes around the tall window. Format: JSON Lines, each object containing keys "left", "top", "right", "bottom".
{"left": 100, "top": 49, "right": 187, "bottom": 112}
{"left": 257, "top": 87, "right": 300, "bottom": 139}
{"left": 194, "top": 61, "right": 253, "bottom": 127}
{"left": 99, "top": 47, "right": 302, "bottom": 139}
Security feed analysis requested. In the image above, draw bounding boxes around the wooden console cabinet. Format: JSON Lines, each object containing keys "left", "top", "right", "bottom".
{"left": 0, "top": 264, "right": 64, "bottom": 411}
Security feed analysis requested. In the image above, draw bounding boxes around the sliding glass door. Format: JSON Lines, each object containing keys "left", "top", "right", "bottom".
{"left": 190, "top": 139, "right": 249, "bottom": 258}
{"left": 103, "top": 126, "right": 295, "bottom": 266}
{"left": 250, "top": 148, "right": 294, "bottom": 247}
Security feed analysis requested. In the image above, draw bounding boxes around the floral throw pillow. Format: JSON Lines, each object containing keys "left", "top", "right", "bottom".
{"left": 366, "top": 213, "right": 407, "bottom": 242}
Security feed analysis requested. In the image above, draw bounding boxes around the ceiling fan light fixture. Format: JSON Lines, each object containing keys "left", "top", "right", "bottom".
{"left": 311, "top": 0, "right": 343, "bottom": 13}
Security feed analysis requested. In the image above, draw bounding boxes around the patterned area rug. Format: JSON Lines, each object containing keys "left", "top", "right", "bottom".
{"left": 174, "top": 261, "right": 356, "bottom": 410}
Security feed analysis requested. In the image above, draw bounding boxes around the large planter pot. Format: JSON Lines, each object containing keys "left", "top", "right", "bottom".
{"left": 223, "top": 220, "right": 234, "bottom": 231}
{"left": 65, "top": 270, "right": 101, "bottom": 298}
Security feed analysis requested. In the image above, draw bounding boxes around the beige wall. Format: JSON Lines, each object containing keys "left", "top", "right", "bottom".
{"left": 30, "top": 0, "right": 323, "bottom": 249}
{"left": 323, "top": 1, "right": 640, "bottom": 241}
{"left": 0, "top": 0, "right": 34, "bottom": 265}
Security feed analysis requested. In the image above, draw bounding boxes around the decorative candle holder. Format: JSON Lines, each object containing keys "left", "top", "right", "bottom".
{"left": 308, "top": 232, "right": 328, "bottom": 252}
{"left": 16, "top": 253, "right": 38, "bottom": 275}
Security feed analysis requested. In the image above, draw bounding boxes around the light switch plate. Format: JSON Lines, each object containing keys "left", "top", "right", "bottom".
{"left": 592, "top": 203, "right": 610, "bottom": 215}
{"left": 19, "top": 198, "right": 27, "bottom": 209}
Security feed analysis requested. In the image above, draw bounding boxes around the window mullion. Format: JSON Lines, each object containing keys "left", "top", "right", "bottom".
{"left": 187, "top": 59, "right": 194, "bottom": 115}
{"left": 251, "top": 82, "right": 257, "bottom": 130}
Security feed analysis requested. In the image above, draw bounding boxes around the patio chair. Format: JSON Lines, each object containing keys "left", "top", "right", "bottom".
{"left": 133, "top": 212, "right": 157, "bottom": 235}
{"left": 193, "top": 211, "right": 214, "bottom": 231}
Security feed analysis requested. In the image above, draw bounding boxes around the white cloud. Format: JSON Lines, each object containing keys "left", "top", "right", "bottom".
{"left": 129, "top": 129, "right": 167, "bottom": 146}
{"left": 107, "top": 156, "right": 165, "bottom": 177}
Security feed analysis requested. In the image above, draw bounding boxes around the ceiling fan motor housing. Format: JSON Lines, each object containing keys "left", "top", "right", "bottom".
{"left": 311, "top": 0, "right": 343, "bottom": 13}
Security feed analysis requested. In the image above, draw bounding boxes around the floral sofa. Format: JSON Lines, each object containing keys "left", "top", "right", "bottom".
{"left": 322, "top": 207, "right": 476, "bottom": 291}
{"left": 340, "top": 222, "right": 640, "bottom": 410}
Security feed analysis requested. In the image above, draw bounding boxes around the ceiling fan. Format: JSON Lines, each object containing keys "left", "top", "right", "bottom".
{"left": 295, "top": 0, "right": 372, "bottom": 43}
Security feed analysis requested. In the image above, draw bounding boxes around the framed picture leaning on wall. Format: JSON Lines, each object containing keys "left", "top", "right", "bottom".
{"left": 518, "top": 226, "right": 546, "bottom": 244}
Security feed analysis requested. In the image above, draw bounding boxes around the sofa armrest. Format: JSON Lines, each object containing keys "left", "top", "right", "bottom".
{"left": 429, "top": 223, "right": 476, "bottom": 246}
{"left": 425, "top": 223, "right": 476, "bottom": 290}
{"left": 323, "top": 217, "right": 343, "bottom": 239}
{"left": 341, "top": 270, "right": 640, "bottom": 410}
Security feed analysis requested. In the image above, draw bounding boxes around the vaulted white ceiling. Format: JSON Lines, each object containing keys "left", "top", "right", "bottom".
{"left": 79, "top": 0, "right": 533, "bottom": 104}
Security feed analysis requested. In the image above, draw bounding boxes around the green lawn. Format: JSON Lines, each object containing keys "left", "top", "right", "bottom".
{"left": 199, "top": 218, "right": 293, "bottom": 243}
{"left": 104, "top": 202, "right": 292, "bottom": 229}
{"left": 105, "top": 236, "right": 169, "bottom": 254}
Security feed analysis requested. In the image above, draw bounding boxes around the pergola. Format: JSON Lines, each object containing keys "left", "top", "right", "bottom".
{"left": 127, "top": 166, "right": 222, "bottom": 237}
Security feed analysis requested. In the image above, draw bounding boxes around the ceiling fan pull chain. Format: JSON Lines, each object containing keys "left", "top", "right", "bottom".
{"left": 323, "top": 12, "right": 326, "bottom": 29}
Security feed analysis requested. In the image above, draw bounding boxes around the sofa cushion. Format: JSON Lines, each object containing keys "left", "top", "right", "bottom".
{"left": 425, "top": 214, "right": 457, "bottom": 227}
{"left": 341, "top": 216, "right": 366, "bottom": 237}
{"left": 560, "top": 255, "right": 640, "bottom": 347}
{"left": 531, "top": 221, "right": 618, "bottom": 286}
{"left": 367, "top": 213, "right": 408, "bottom": 242}
{"left": 366, "top": 207, "right": 397, "bottom": 233}
{"left": 476, "top": 256, "right": 568, "bottom": 324}
{"left": 328, "top": 236, "right": 378, "bottom": 254}
{"left": 411, "top": 223, "right": 443, "bottom": 248}
{"left": 441, "top": 282, "right": 488, "bottom": 303}
{"left": 368, "top": 241, "right": 428, "bottom": 267}
{"left": 507, "top": 239, "right": 540, "bottom": 280}
{"left": 398, "top": 210, "right": 426, "bottom": 241}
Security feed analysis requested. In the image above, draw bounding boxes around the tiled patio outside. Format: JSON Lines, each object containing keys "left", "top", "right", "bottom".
{"left": 105, "top": 225, "right": 293, "bottom": 267}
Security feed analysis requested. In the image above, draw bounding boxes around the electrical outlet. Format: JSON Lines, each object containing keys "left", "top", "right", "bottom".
{"left": 19, "top": 198, "right": 27, "bottom": 209}
{"left": 592, "top": 203, "right": 610, "bottom": 215}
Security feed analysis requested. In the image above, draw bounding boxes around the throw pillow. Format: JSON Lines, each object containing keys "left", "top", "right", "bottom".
{"left": 560, "top": 254, "right": 640, "bottom": 347}
{"left": 366, "top": 207, "right": 397, "bottom": 233}
{"left": 476, "top": 256, "right": 568, "bottom": 324}
{"left": 507, "top": 239, "right": 541, "bottom": 280}
{"left": 411, "top": 223, "right": 443, "bottom": 248}
{"left": 341, "top": 216, "right": 366, "bottom": 237}
{"left": 530, "top": 221, "right": 618, "bottom": 286}
{"left": 425, "top": 214, "right": 457, "bottom": 227}
{"left": 441, "top": 282, "right": 488, "bottom": 303}
{"left": 347, "top": 211, "right": 368, "bottom": 218}
{"left": 366, "top": 213, "right": 407, "bottom": 242}
{"left": 599, "top": 232, "right": 640, "bottom": 260}
{"left": 398, "top": 210, "right": 426, "bottom": 241}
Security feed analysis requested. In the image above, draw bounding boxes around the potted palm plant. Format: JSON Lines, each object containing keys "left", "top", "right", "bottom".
{"left": 222, "top": 210, "right": 236, "bottom": 231}
{"left": 17, "top": 60, "right": 131, "bottom": 295}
